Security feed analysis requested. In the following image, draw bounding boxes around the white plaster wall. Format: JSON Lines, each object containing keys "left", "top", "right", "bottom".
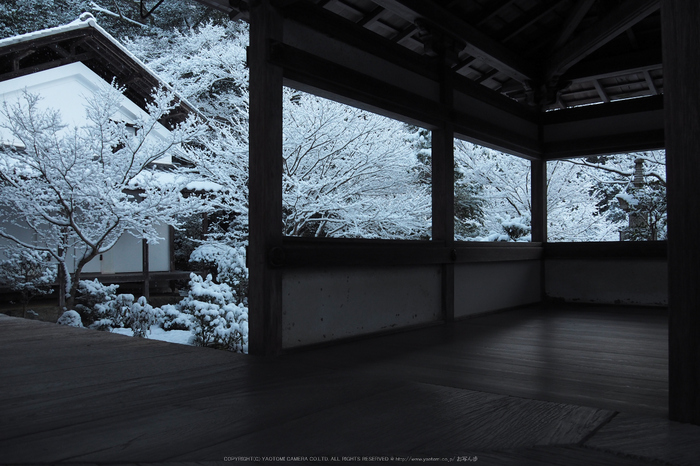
{"left": 545, "top": 259, "right": 667, "bottom": 306}
{"left": 454, "top": 260, "right": 542, "bottom": 318}
{"left": 82, "top": 223, "right": 170, "bottom": 273}
{"left": 282, "top": 266, "right": 442, "bottom": 348}
{"left": 0, "top": 62, "right": 172, "bottom": 162}
{"left": 1, "top": 63, "right": 175, "bottom": 275}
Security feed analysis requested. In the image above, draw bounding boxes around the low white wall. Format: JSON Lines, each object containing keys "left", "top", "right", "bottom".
{"left": 545, "top": 259, "right": 667, "bottom": 306}
{"left": 282, "top": 265, "right": 442, "bottom": 348}
{"left": 454, "top": 260, "right": 542, "bottom": 318}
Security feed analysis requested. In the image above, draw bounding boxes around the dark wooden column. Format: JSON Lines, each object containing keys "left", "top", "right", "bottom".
{"left": 248, "top": 0, "right": 284, "bottom": 355}
{"left": 142, "top": 239, "right": 150, "bottom": 300}
{"left": 662, "top": 0, "right": 700, "bottom": 424}
{"left": 531, "top": 158, "right": 547, "bottom": 301}
{"left": 530, "top": 158, "right": 547, "bottom": 244}
{"left": 433, "top": 62, "right": 455, "bottom": 322}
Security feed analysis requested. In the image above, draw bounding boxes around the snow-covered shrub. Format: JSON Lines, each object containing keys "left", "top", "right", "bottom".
{"left": 57, "top": 310, "right": 83, "bottom": 327}
{"left": 179, "top": 273, "right": 248, "bottom": 352}
{"left": 0, "top": 249, "right": 55, "bottom": 317}
{"left": 190, "top": 243, "right": 248, "bottom": 302}
{"left": 74, "top": 279, "right": 119, "bottom": 326}
{"left": 128, "top": 296, "right": 156, "bottom": 338}
{"left": 499, "top": 216, "right": 531, "bottom": 242}
{"left": 158, "top": 303, "right": 194, "bottom": 331}
{"left": 74, "top": 280, "right": 154, "bottom": 337}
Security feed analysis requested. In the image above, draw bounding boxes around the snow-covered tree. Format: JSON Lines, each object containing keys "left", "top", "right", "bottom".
{"left": 454, "top": 141, "right": 532, "bottom": 241}
{"left": 0, "top": 83, "right": 206, "bottom": 306}
{"left": 128, "top": 23, "right": 431, "bottom": 241}
{"left": 562, "top": 151, "right": 666, "bottom": 241}
{"left": 282, "top": 90, "right": 431, "bottom": 239}
{"left": 452, "top": 141, "right": 659, "bottom": 242}
{"left": 126, "top": 21, "right": 250, "bottom": 244}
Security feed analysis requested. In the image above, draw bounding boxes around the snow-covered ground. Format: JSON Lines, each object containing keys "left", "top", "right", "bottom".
{"left": 112, "top": 325, "right": 195, "bottom": 346}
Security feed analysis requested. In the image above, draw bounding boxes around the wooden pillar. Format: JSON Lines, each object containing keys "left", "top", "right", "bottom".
{"left": 433, "top": 61, "right": 455, "bottom": 322}
{"left": 530, "top": 159, "right": 547, "bottom": 244}
{"left": 662, "top": 0, "right": 700, "bottom": 424}
{"left": 248, "top": 0, "right": 284, "bottom": 355}
{"left": 531, "top": 158, "right": 547, "bottom": 301}
{"left": 142, "top": 239, "right": 150, "bottom": 300}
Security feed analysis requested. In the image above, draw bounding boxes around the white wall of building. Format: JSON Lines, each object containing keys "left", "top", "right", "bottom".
{"left": 0, "top": 63, "right": 174, "bottom": 275}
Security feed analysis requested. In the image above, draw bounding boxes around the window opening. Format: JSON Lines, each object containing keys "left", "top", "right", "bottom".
{"left": 282, "top": 89, "right": 431, "bottom": 240}
{"left": 454, "top": 140, "right": 532, "bottom": 242}
{"left": 547, "top": 151, "right": 666, "bottom": 242}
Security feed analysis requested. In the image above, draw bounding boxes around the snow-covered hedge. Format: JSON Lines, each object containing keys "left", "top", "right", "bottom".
{"left": 68, "top": 275, "right": 248, "bottom": 353}
{"left": 180, "top": 273, "right": 248, "bottom": 353}
{"left": 189, "top": 243, "right": 248, "bottom": 303}
{"left": 57, "top": 310, "right": 83, "bottom": 327}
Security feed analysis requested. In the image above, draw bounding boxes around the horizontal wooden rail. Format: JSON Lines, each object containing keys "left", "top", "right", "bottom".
{"left": 544, "top": 241, "right": 667, "bottom": 259}
{"left": 275, "top": 237, "right": 543, "bottom": 267}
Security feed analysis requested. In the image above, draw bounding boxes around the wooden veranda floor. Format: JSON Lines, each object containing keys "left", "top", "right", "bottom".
{"left": 2, "top": 305, "right": 699, "bottom": 465}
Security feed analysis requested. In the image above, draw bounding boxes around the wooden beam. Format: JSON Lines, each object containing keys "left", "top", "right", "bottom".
{"left": 562, "top": 47, "right": 663, "bottom": 84}
{"left": 272, "top": 41, "right": 446, "bottom": 127}
{"left": 279, "top": 238, "right": 542, "bottom": 267}
{"left": 643, "top": 69, "right": 659, "bottom": 95}
{"left": 592, "top": 79, "right": 610, "bottom": 103}
{"left": 284, "top": 3, "right": 440, "bottom": 81}
{"left": 544, "top": 241, "right": 667, "bottom": 259}
{"left": 501, "top": 0, "right": 561, "bottom": 44}
{"left": 552, "top": 0, "right": 596, "bottom": 49}
{"left": 356, "top": 5, "right": 384, "bottom": 27}
{"left": 475, "top": 0, "right": 518, "bottom": 27}
{"left": 371, "top": 0, "right": 537, "bottom": 83}
{"left": 248, "top": 0, "right": 284, "bottom": 355}
{"left": 663, "top": 0, "right": 700, "bottom": 425}
{"left": 546, "top": 0, "right": 660, "bottom": 81}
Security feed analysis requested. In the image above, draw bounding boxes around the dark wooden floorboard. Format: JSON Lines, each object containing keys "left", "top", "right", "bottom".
{"left": 0, "top": 304, "right": 686, "bottom": 465}
{"left": 284, "top": 305, "right": 669, "bottom": 417}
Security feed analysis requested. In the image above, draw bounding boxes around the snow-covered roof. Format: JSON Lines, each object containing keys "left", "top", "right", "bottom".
{"left": 0, "top": 13, "right": 97, "bottom": 49}
{"left": 0, "top": 13, "right": 199, "bottom": 123}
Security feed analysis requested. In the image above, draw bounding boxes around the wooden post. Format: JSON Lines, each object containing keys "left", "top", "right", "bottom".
{"left": 662, "top": 0, "right": 700, "bottom": 425}
{"left": 531, "top": 158, "right": 547, "bottom": 301}
{"left": 248, "top": 0, "right": 284, "bottom": 355}
{"left": 57, "top": 257, "right": 66, "bottom": 309}
{"left": 530, "top": 158, "right": 547, "bottom": 244}
{"left": 142, "top": 239, "right": 150, "bottom": 300}
{"left": 433, "top": 59, "right": 455, "bottom": 322}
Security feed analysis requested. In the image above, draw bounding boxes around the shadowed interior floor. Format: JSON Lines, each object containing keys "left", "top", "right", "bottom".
{"left": 1, "top": 305, "right": 698, "bottom": 465}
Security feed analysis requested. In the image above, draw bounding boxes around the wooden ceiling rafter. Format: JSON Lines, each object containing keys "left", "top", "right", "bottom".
{"left": 475, "top": 0, "right": 519, "bottom": 27}
{"left": 356, "top": 4, "right": 385, "bottom": 27}
{"left": 643, "top": 69, "right": 659, "bottom": 95}
{"left": 371, "top": 0, "right": 537, "bottom": 83}
{"left": 216, "top": 0, "right": 664, "bottom": 113}
{"left": 545, "top": 0, "right": 661, "bottom": 81}
{"left": 552, "top": 0, "right": 595, "bottom": 49}
{"left": 499, "top": 0, "right": 563, "bottom": 44}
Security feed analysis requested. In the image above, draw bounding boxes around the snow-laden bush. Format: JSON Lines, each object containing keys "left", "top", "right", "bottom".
{"left": 179, "top": 273, "right": 248, "bottom": 353}
{"left": 0, "top": 249, "right": 55, "bottom": 317}
{"left": 158, "top": 303, "right": 194, "bottom": 331}
{"left": 74, "top": 279, "right": 120, "bottom": 327}
{"left": 190, "top": 243, "right": 248, "bottom": 303}
{"left": 57, "top": 310, "right": 83, "bottom": 327}
{"left": 74, "top": 280, "right": 156, "bottom": 337}
{"left": 499, "top": 215, "right": 531, "bottom": 242}
{"left": 128, "top": 296, "right": 157, "bottom": 338}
